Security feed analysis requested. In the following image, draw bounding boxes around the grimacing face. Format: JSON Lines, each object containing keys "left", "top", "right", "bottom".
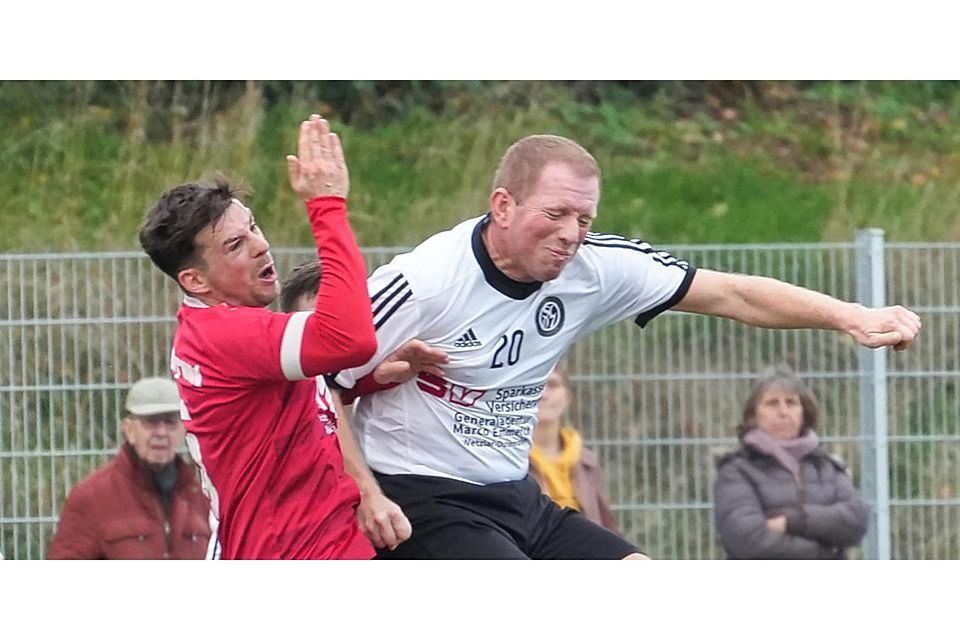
{"left": 187, "top": 200, "right": 279, "bottom": 307}
{"left": 754, "top": 386, "right": 805, "bottom": 440}
{"left": 122, "top": 412, "right": 185, "bottom": 468}
{"left": 499, "top": 163, "right": 599, "bottom": 282}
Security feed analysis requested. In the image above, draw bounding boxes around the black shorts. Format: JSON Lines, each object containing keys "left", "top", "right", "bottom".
{"left": 373, "top": 472, "right": 640, "bottom": 560}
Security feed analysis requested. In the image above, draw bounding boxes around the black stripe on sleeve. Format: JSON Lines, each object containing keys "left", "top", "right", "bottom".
{"left": 375, "top": 290, "right": 413, "bottom": 330}
{"left": 371, "top": 273, "right": 405, "bottom": 304}
{"left": 634, "top": 266, "right": 698, "bottom": 329}
{"left": 372, "top": 280, "right": 410, "bottom": 318}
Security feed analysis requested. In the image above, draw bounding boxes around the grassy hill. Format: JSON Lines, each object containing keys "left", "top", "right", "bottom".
{"left": 2, "top": 80, "right": 960, "bottom": 252}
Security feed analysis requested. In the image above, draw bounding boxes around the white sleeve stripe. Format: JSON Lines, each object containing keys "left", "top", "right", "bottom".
{"left": 205, "top": 511, "right": 221, "bottom": 560}
{"left": 280, "top": 311, "right": 312, "bottom": 381}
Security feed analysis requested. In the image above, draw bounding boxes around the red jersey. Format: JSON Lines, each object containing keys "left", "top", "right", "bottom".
{"left": 171, "top": 197, "right": 377, "bottom": 559}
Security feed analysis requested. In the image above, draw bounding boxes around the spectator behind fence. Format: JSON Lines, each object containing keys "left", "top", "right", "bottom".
{"left": 530, "top": 364, "right": 620, "bottom": 532}
{"left": 48, "top": 377, "right": 210, "bottom": 560}
{"left": 713, "top": 367, "right": 870, "bottom": 559}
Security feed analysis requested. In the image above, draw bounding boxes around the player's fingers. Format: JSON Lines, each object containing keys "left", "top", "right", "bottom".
{"left": 375, "top": 512, "right": 399, "bottom": 549}
{"left": 373, "top": 362, "right": 412, "bottom": 384}
{"left": 895, "top": 305, "right": 921, "bottom": 326}
{"left": 390, "top": 510, "right": 412, "bottom": 546}
{"left": 362, "top": 514, "right": 385, "bottom": 548}
{"left": 285, "top": 155, "right": 301, "bottom": 188}
{"left": 867, "top": 330, "right": 902, "bottom": 349}
{"left": 900, "top": 319, "right": 920, "bottom": 341}
{"left": 317, "top": 120, "right": 333, "bottom": 162}
{"left": 329, "top": 132, "right": 346, "bottom": 170}
{"left": 893, "top": 333, "right": 914, "bottom": 351}
{"left": 297, "top": 120, "right": 313, "bottom": 164}
{"left": 417, "top": 344, "right": 449, "bottom": 364}
{"left": 419, "top": 365, "right": 446, "bottom": 377}
{"left": 308, "top": 117, "right": 324, "bottom": 162}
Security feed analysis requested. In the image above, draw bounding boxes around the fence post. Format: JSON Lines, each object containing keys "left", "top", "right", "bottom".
{"left": 855, "top": 228, "right": 891, "bottom": 560}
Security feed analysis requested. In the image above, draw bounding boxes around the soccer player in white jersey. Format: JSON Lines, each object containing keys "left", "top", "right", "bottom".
{"left": 334, "top": 134, "right": 922, "bottom": 560}
{"left": 139, "top": 115, "right": 380, "bottom": 559}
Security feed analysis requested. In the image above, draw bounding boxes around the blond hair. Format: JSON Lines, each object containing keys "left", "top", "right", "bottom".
{"left": 492, "top": 135, "right": 600, "bottom": 203}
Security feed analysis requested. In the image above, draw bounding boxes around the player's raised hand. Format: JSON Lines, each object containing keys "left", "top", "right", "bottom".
{"left": 286, "top": 114, "right": 349, "bottom": 201}
{"left": 847, "top": 305, "right": 921, "bottom": 351}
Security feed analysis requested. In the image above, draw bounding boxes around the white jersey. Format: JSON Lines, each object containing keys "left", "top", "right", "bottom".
{"left": 336, "top": 214, "right": 695, "bottom": 485}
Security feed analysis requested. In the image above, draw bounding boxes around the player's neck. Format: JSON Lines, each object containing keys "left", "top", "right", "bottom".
{"left": 185, "top": 292, "right": 260, "bottom": 309}
{"left": 482, "top": 224, "right": 535, "bottom": 283}
{"left": 187, "top": 292, "right": 222, "bottom": 307}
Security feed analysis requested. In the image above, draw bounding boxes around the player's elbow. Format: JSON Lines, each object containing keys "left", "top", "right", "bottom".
{"left": 350, "top": 331, "right": 378, "bottom": 367}
{"left": 335, "top": 327, "right": 377, "bottom": 370}
{"left": 300, "top": 325, "right": 378, "bottom": 377}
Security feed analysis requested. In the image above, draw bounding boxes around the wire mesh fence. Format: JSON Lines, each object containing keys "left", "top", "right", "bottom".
{"left": 1, "top": 236, "right": 957, "bottom": 559}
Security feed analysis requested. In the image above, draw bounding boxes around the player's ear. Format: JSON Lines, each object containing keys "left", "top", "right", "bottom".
{"left": 178, "top": 266, "right": 211, "bottom": 297}
{"left": 490, "top": 187, "right": 514, "bottom": 228}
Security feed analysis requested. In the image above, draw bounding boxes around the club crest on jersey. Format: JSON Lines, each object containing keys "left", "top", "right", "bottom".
{"left": 535, "top": 296, "right": 564, "bottom": 337}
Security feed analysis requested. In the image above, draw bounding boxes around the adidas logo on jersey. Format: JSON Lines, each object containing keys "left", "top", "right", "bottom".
{"left": 453, "top": 328, "right": 482, "bottom": 348}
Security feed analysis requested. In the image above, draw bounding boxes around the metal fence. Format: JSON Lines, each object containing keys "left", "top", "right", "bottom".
{"left": 1, "top": 232, "right": 958, "bottom": 559}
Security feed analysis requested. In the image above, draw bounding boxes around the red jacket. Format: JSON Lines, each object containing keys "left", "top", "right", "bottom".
{"left": 48, "top": 444, "right": 211, "bottom": 559}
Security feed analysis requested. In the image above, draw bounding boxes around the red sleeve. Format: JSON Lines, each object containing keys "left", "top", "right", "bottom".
{"left": 339, "top": 372, "right": 399, "bottom": 404}
{"left": 297, "top": 197, "right": 377, "bottom": 377}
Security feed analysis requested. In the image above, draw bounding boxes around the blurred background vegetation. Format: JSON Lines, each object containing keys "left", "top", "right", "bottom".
{"left": 4, "top": 80, "right": 960, "bottom": 252}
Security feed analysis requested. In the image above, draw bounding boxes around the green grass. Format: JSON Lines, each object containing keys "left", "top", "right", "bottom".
{"left": 4, "top": 80, "right": 960, "bottom": 253}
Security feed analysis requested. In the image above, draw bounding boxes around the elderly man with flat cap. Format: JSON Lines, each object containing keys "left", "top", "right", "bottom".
{"left": 48, "top": 377, "right": 211, "bottom": 559}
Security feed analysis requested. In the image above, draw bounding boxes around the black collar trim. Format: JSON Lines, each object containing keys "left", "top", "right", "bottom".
{"left": 471, "top": 214, "right": 543, "bottom": 300}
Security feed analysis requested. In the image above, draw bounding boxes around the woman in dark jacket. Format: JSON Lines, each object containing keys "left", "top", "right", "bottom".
{"left": 714, "top": 367, "right": 870, "bottom": 559}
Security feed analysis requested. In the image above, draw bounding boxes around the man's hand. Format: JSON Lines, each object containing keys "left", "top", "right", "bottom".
{"left": 373, "top": 339, "right": 449, "bottom": 385}
{"left": 286, "top": 114, "right": 349, "bottom": 201}
{"left": 357, "top": 491, "right": 412, "bottom": 550}
{"left": 846, "top": 305, "right": 921, "bottom": 351}
{"left": 766, "top": 514, "right": 787, "bottom": 533}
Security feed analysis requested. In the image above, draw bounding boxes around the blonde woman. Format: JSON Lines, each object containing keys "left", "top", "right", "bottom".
{"left": 530, "top": 365, "right": 620, "bottom": 533}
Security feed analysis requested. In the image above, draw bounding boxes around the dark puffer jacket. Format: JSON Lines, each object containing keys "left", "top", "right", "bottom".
{"left": 714, "top": 444, "right": 870, "bottom": 559}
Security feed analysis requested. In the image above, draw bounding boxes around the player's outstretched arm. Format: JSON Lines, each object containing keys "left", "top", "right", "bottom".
{"left": 674, "top": 269, "right": 921, "bottom": 351}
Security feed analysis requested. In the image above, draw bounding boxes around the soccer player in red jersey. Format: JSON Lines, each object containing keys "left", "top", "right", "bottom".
{"left": 138, "top": 115, "right": 378, "bottom": 559}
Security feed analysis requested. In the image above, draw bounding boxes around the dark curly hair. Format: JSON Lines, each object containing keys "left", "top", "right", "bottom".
{"left": 279, "top": 259, "right": 323, "bottom": 313}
